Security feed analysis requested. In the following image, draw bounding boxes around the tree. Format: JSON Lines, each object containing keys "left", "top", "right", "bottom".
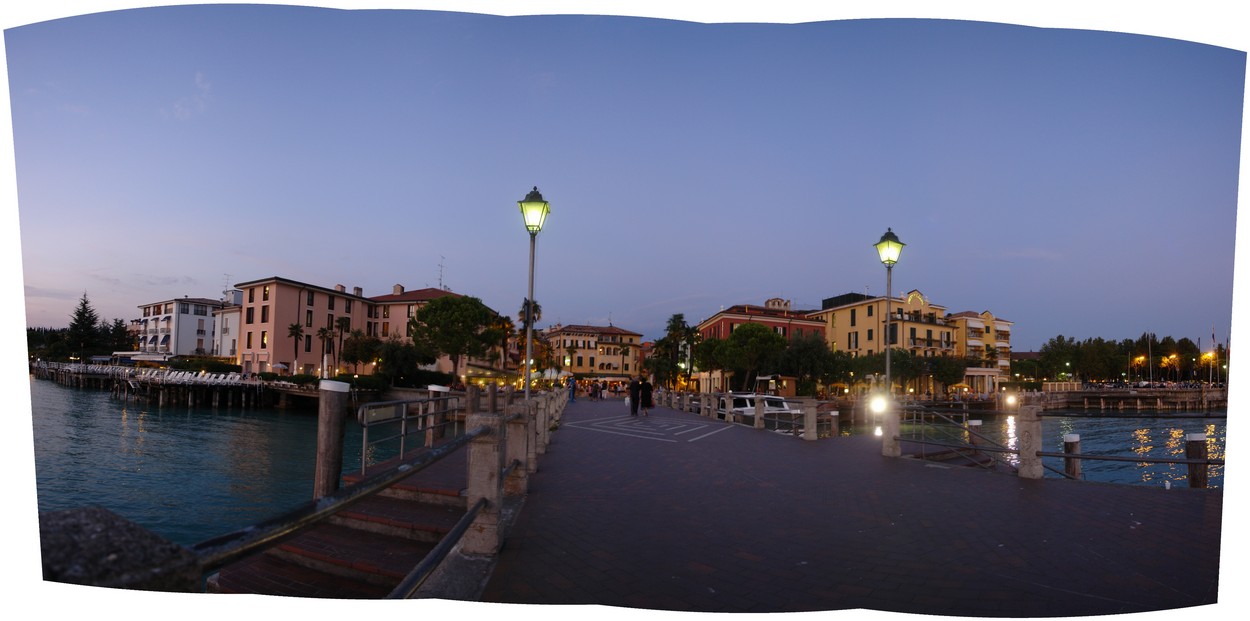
{"left": 517, "top": 297, "right": 542, "bottom": 360}
{"left": 66, "top": 292, "right": 101, "bottom": 359}
{"left": 410, "top": 295, "right": 497, "bottom": 377}
{"left": 341, "top": 329, "right": 380, "bottom": 374}
{"left": 335, "top": 316, "right": 352, "bottom": 370}
{"left": 287, "top": 323, "right": 304, "bottom": 374}
{"left": 375, "top": 336, "right": 431, "bottom": 386}
{"left": 779, "top": 333, "right": 835, "bottom": 397}
{"left": 930, "top": 355, "right": 969, "bottom": 395}
{"left": 720, "top": 322, "right": 787, "bottom": 391}
{"left": 317, "top": 327, "right": 335, "bottom": 377}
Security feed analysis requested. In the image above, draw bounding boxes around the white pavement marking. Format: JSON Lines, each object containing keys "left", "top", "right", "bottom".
{"left": 564, "top": 414, "right": 734, "bottom": 443}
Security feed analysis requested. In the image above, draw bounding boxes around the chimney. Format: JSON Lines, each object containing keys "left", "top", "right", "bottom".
{"left": 353, "top": 286, "right": 362, "bottom": 297}
{"left": 335, "top": 284, "right": 346, "bottom": 293}
{"left": 393, "top": 284, "right": 405, "bottom": 295}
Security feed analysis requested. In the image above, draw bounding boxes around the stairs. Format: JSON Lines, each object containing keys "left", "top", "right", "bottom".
{"left": 206, "top": 449, "right": 468, "bottom": 598}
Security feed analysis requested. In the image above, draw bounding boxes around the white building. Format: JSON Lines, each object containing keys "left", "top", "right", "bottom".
{"left": 137, "top": 295, "right": 230, "bottom": 356}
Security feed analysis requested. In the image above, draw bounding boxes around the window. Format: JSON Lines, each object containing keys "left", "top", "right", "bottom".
{"left": 382, "top": 306, "right": 390, "bottom": 319}
{"left": 262, "top": 286, "right": 270, "bottom": 301}
{"left": 248, "top": 288, "right": 255, "bottom": 303}
{"left": 194, "top": 304, "right": 207, "bottom": 316}
{"left": 305, "top": 334, "right": 312, "bottom": 353}
{"left": 407, "top": 304, "right": 416, "bottom": 317}
{"left": 867, "top": 328, "right": 874, "bottom": 341}
{"left": 382, "top": 321, "right": 390, "bottom": 337}
{"left": 345, "top": 299, "right": 352, "bottom": 313}
{"left": 260, "top": 331, "right": 268, "bottom": 349}
{"left": 327, "top": 314, "right": 334, "bottom": 328}
{"left": 245, "top": 307, "right": 254, "bottom": 324}
{"left": 850, "top": 308, "right": 857, "bottom": 327}
{"left": 260, "top": 305, "right": 269, "bottom": 323}
{"left": 576, "top": 356, "right": 583, "bottom": 367}
{"left": 867, "top": 305, "right": 874, "bottom": 317}
{"left": 246, "top": 332, "right": 252, "bottom": 348}
{"left": 328, "top": 296, "right": 335, "bottom": 310}
{"left": 307, "top": 291, "right": 315, "bottom": 306}
{"left": 305, "top": 310, "right": 313, "bottom": 327}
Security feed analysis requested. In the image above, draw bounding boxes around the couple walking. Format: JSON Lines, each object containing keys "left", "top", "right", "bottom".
{"left": 627, "top": 375, "right": 653, "bottom": 416}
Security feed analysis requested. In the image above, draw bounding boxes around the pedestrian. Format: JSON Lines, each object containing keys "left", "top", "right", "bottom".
{"left": 627, "top": 376, "right": 642, "bottom": 416}
{"left": 640, "top": 376, "right": 654, "bottom": 416}
{"left": 568, "top": 377, "right": 576, "bottom": 402}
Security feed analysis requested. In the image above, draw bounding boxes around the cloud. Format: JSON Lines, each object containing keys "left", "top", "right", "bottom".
{"left": 164, "top": 71, "right": 211, "bottom": 119}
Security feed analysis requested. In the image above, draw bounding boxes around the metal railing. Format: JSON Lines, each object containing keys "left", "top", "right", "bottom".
{"left": 357, "top": 395, "right": 463, "bottom": 475}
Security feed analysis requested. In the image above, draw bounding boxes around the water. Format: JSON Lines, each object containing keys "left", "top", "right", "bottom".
{"left": 895, "top": 411, "right": 1227, "bottom": 488}
{"left": 29, "top": 376, "right": 385, "bottom": 547}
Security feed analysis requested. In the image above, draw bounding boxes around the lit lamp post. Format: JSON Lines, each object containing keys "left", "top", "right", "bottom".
{"left": 874, "top": 228, "right": 904, "bottom": 457}
{"left": 519, "top": 186, "right": 550, "bottom": 401}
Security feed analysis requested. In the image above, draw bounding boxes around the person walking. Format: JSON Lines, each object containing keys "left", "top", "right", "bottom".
{"left": 568, "top": 377, "right": 576, "bottom": 402}
{"left": 627, "top": 376, "right": 642, "bottom": 416}
{"left": 639, "top": 376, "right": 654, "bottom": 416}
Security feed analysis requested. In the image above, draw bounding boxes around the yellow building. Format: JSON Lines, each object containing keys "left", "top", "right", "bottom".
{"left": 808, "top": 290, "right": 956, "bottom": 359}
{"left": 946, "top": 310, "right": 1014, "bottom": 395}
{"left": 544, "top": 323, "right": 643, "bottom": 387}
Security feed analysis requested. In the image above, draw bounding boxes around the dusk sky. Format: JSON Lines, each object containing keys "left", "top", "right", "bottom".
{"left": 4, "top": 2, "right": 1244, "bottom": 354}
{"left": 3, "top": 2, "right": 1248, "bottom": 618}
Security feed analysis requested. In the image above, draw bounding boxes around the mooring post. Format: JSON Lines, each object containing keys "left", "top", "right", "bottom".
{"left": 967, "top": 419, "right": 982, "bottom": 453}
{"left": 525, "top": 399, "right": 539, "bottom": 474}
{"left": 504, "top": 403, "right": 530, "bottom": 496}
{"left": 1063, "top": 434, "right": 1082, "bottom": 479}
{"left": 754, "top": 397, "right": 766, "bottom": 429}
{"left": 1186, "top": 433, "right": 1209, "bottom": 488}
{"left": 1017, "top": 405, "right": 1044, "bottom": 479}
{"left": 312, "top": 379, "right": 351, "bottom": 499}
{"left": 801, "top": 399, "right": 818, "bottom": 441}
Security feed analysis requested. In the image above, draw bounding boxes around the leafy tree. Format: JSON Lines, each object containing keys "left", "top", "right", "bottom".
{"left": 341, "top": 329, "right": 381, "bottom": 374}
{"left": 335, "top": 316, "right": 352, "bottom": 370}
{"left": 779, "top": 333, "right": 835, "bottom": 396}
{"left": 517, "top": 297, "right": 542, "bottom": 360}
{"left": 720, "top": 322, "right": 787, "bottom": 391}
{"left": 317, "top": 326, "right": 335, "bottom": 376}
{"left": 375, "top": 336, "right": 432, "bottom": 387}
{"left": 409, "top": 295, "right": 496, "bottom": 376}
{"left": 930, "top": 355, "right": 968, "bottom": 395}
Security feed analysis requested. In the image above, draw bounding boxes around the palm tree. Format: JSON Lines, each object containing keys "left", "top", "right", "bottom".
{"left": 335, "top": 316, "right": 352, "bottom": 371}
{"left": 518, "top": 297, "right": 542, "bottom": 362}
{"left": 317, "top": 327, "right": 335, "bottom": 377}
{"left": 287, "top": 322, "right": 304, "bottom": 375}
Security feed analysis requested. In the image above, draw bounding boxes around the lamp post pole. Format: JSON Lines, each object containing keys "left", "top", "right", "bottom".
{"left": 874, "top": 228, "right": 904, "bottom": 457}
{"left": 518, "top": 187, "right": 550, "bottom": 402}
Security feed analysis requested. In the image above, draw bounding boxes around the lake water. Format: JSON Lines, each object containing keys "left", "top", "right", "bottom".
{"left": 30, "top": 377, "right": 1227, "bottom": 548}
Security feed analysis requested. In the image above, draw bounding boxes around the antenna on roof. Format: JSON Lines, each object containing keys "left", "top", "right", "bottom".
{"left": 438, "top": 256, "right": 446, "bottom": 290}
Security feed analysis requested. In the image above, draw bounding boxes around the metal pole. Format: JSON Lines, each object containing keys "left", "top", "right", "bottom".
{"left": 885, "top": 264, "right": 892, "bottom": 395}
{"left": 524, "top": 231, "right": 536, "bottom": 402}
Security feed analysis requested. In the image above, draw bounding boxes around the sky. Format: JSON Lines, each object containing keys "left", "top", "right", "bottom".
{"left": 2, "top": 2, "right": 1248, "bottom": 619}
{"left": 3, "top": 1, "right": 1245, "bottom": 355}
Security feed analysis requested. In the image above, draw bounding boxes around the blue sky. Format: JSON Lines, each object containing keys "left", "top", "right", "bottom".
{"left": 4, "top": 2, "right": 1244, "bottom": 354}
{"left": 2, "top": 2, "right": 1247, "bottom": 618}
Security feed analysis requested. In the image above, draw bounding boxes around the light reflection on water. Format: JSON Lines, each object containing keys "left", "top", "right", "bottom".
{"left": 976, "top": 412, "right": 1225, "bottom": 488}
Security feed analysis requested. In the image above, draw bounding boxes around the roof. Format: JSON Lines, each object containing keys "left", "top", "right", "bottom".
{"left": 547, "top": 324, "right": 642, "bottom": 336}
{"left": 370, "top": 287, "right": 461, "bottom": 304}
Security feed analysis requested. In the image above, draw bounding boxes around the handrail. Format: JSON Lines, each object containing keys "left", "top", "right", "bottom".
{"left": 191, "top": 424, "right": 491, "bottom": 572}
{"left": 386, "top": 497, "right": 488, "bottom": 599}
{"left": 357, "top": 396, "right": 462, "bottom": 475}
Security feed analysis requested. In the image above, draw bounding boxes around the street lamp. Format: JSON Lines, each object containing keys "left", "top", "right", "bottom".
{"left": 519, "top": 187, "right": 550, "bottom": 402}
{"left": 874, "top": 227, "right": 904, "bottom": 457}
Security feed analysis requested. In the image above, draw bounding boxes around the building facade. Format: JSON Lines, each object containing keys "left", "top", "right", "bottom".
{"left": 545, "top": 323, "right": 643, "bottom": 385}
{"left": 807, "top": 290, "right": 955, "bottom": 359}
{"left": 136, "top": 296, "right": 229, "bottom": 357}
{"left": 693, "top": 298, "right": 827, "bottom": 392}
{"left": 947, "top": 310, "right": 1014, "bottom": 394}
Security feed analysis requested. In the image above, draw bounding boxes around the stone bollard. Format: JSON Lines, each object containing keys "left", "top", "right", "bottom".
{"left": 1186, "top": 433, "right": 1209, "bottom": 488}
{"left": 536, "top": 394, "right": 550, "bottom": 454}
{"left": 313, "top": 380, "right": 351, "bottom": 499}
{"left": 526, "top": 399, "right": 539, "bottom": 472}
{"left": 801, "top": 399, "right": 818, "bottom": 441}
{"left": 881, "top": 399, "right": 901, "bottom": 458}
{"left": 1064, "top": 434, "right": 1082, "bottom": 479}
{"left": 462, "top": 411, "right": 504, "bottom": 555}
{"left": 1017, "top": 405, "right": 1044, "bottom": 479}
{"left": 504, "top": 403, "right": 530, "bottom": 496}
{"left": 754, "top": 397, "right": 766, "bottom": 429}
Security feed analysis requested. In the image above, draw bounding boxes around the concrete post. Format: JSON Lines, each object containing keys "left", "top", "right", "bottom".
{"left": 1063, "top": 434, "right": 1082, "bottom": 479}
{"left": 1017, "top": 405, "right": 1044, "bottom": 479}
{"left": 536, "top": 394, "right": 550, "bottom": 454}
{"left": 881, "top": 400, "right": 901, "bottom": 458}
{"left": 526, "top": 399, "right": 539, "bottom": 473}
{"left": 462, "top": 411, "right": 503, "bottom": 555}
{"left": 312, "top": 379, "right": 351, "bottom": 499}
{"left": 754, "top": 397, "right": 766, "bottom": 429}
{"left": 504, "top": 403, "right": 530, "bottom": 496}
{"left": 1186, "top": 433, "right": 1209, "bottom": 488}
{"left": 801, "top": 399, "right": 818, "bottom": 441}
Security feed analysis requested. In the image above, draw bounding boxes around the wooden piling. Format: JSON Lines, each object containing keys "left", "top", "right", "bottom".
{"left": 312, "top": 380, "right": 351, "bottom": 499}
{"left": 1063, "top": 434, "right": 1082, "bottom": 479}
{"left": 1186, "top": 433, "right": 1209, "bottom": 489}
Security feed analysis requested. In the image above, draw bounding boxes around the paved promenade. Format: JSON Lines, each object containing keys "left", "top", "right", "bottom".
{"left": 478, "top": 396, "right": 1224, "bottom": 616}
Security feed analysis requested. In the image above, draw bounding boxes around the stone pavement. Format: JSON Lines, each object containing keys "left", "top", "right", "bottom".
{"left": 477, "top": 396, "right": 1224, "bottom": 617}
